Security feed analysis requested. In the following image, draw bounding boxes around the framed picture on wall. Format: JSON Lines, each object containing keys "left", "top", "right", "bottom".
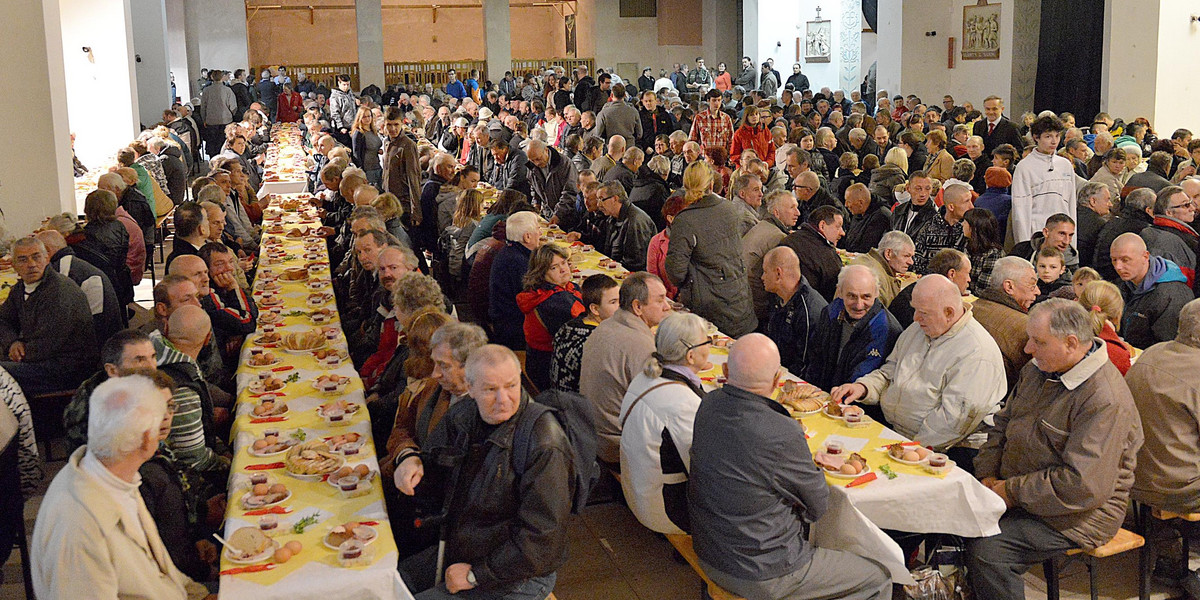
{"left": 565, "top": 14, "right": 577, "bottom": 57}
{"left": 805, "top": 19, "right": 832, "bottom": 63}
{"left": 962, "top": 0, "right": 1001, "bottom": 60}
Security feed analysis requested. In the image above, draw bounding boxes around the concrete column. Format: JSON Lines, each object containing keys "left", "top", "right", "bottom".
{"left": 839, "top": 0, "right": 862, "bottom": 93}
{"left": 192, "top": 0, "right": 248, "bottom": 72}
{"left": 182, "top": 0, "right": 202, "bottom": 100}
{"left": 131, "top": 0, "right": 172, "bottom": 128}
{"left": 59, "top": 0, "right": 141, "bottom": 169}
{"left": 165, "top": 0, "right": 189, "bottom": 102}
{"left": 742, "top": 0, "right": 758, "bottom": 65}
{"left": 482, "top": 0, "right": 511, "bottom": 83}
{"left": 1, "top": 0, "right": 75, "bottom": 232}
{"left": 355, "top": 0, "right": 385, "bottom": 89}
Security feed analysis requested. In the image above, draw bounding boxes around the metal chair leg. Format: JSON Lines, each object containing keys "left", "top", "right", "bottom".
{"left": 1044, "top": 557, "right": 1061, "bottom": 600}
{"left": 1087, "top": 557, "right": 1099, "bottom": 600}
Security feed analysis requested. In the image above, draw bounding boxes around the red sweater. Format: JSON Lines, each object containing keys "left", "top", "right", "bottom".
{"left": 730, "top": 124, "right": 777, "bottom": 167}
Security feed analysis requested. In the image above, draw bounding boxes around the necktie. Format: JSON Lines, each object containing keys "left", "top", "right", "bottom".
{"left": 988, "top": 122, "right": 995, "bottom": 136}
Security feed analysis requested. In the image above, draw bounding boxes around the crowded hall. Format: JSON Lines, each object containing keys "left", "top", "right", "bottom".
{"left": 6, "top": 0, "right": 1200, "bottom": 599}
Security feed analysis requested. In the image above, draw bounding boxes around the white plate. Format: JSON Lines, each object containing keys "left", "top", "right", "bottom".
{"left": 240, "top": 488, "right": 292, "bottom": 510}
{"left": 251, "top": 334, "right": 283, "bottom": 345}
{"left": 311, "top": 379, "right": 350, "bottom": 394}
{"left": 886, "top": 448, "right": 931, "bottom": 466}
{"left": 823, "top": 405, "right": 846, "bottom": 420}
{"left": 322, "top": 525, "right": 378, "bottom": 550}
{"left": 247, "top": 438, "right": 299, "bottom": 457}
{"left": 246, "top": 354, "right": 283, "bottom": 369}
{"left": 223, "top": 539, "right": 279, "bottom": 564}
{"left": 325, "top": 468, "right": 377, "bottom": 487}
{"left": 286, "top": 455, "right": 346, "bottom": 482}
{"left": 248, "top": 380, "right": 287, "bottom": 395}
{"left": 821, "top": 463, "right": 871, "bottom": 480}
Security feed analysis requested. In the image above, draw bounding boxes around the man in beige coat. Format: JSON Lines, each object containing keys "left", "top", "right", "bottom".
{"left": 849, "top": 230, "right": 916, "bottom": 307}
{"left": 580, "top": 273, "right": 671, "bottom": 467}
{"left": 971, "top": 256, "right": 1039, "bottom": 390}
{"left": 741, "top": 190, "right": 799, "bottom": 321}
{"left": 32, "top": 375, "right": 211, "bottom": 600}
{"left": 1130, "top": 299, "right": 1200, "bottom": 510}
{"left": 967, "top": 299, "right": 1143, "bottom": 600}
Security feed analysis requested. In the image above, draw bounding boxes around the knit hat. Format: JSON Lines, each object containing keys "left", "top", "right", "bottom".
{"left": 984, "top": 166, "right": 1012, "bottom": 188}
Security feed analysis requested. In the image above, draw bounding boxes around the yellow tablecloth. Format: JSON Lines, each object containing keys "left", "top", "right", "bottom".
{"left": 218, "top": 195, "right": 410, "bottom": 600}
{"left": 0, "top": 268, "right": 16, "bottom": 303}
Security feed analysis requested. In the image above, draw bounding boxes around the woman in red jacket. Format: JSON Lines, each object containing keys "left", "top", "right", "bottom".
{"left": 730, "top": 107, "right": 776, "bottom": 167}
{"left": 276, "top": 83, "right": 304, "bottom": 122}
{"left": 517, "top": 244, "right": 586, "bottom": 392}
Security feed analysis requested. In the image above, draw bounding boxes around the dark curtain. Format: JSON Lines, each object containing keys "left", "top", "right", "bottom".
{"left": 862, "top": 0, "right": 878, "bottom": 31}
{"left": 1035, "top": 0, "right": 1103, "bottom": 121}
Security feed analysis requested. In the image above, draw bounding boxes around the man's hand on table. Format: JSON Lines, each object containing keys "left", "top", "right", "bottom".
{"left": 394, "top": 456, "right": 424, "bottom": 496}
{"left": 7, "top": 341, "right": 25, "bottom": 362}
{"left": 829, "top": 382, "right": 867, "bottom": 406}
{"left": 445, "top": 563, "right": 476, "bottom": 593}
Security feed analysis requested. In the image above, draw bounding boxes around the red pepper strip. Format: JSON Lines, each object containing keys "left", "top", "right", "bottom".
{"left": 220, "top": 564, "right": 276, "bottom": 576}
{"left": 250, "top": 416, "right": 287, "bottom": 424}
{"left": 358, "top": 521, "right": 379, "bottom": 526}
{"left": 243, "top": 505, "right": 292, "bottom": 516}
{"left": 271, "top": 366, "right": 295, "bottom": 372}
{"left": 245, "top": 462, "right": 285, "bottom": 470}
{"left": 250, "top": 392, "right": 286, "bottom": 398}
{"left": 259, "top": 344, "right": 278, "bottom": 348}
{"left": 846, "top": 472, "right": 877, "bottom": 488}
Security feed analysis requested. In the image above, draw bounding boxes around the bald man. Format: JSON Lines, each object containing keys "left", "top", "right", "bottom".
{"left": 832, "top": 275, "right": 1006, "bottom": 461}
{"left": 590, "top": 135, "right": 626, "bottom": 180}
{"left": 168, "top": 254, "right": 211, "bottom": 296}
{"left": 155, "top": 305, "right": 229, "bottom": 477}
{"left": 761, "top": 246, "right": 828, "bottom": 374}
{"left": 1111, "top": 232, "right": 1193, "bottom": 348}
{"left": 804, "top": 265, "right": 902, "bottom": 392}
{"left": 689, "top": 333, "right": 892, "bottom": 600}
{"left": 36, "top": 230, "right": 125, "bottom": 345}
{"left": 791, "top": 170, "right": 843, "bottom": 226}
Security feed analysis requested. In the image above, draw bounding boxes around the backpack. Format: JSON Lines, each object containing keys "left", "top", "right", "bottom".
{"left": 511, "top": 389, "right": 600, "bottom": 514}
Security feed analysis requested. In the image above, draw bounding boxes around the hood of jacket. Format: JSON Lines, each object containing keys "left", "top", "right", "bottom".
{"left": 1129, "top": 255, "right": 1188, "bottom": 296}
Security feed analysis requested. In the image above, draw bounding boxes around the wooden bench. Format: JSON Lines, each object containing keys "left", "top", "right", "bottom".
{"left": 665, "top": 534, "right": 747, "bottom": 600}
{"left": 1135, "top": 504, "right": 1200, "bottom": 600}
{"left": 1044, "top": 527, "right": 1145, "bottom": 600}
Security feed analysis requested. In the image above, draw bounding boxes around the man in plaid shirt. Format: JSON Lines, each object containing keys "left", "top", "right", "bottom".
{"left": 689, "top": 89, "right": 735, "bottom": 152}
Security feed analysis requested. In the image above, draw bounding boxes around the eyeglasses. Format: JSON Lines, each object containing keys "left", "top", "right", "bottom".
{"left": 1169, "top": 203, "right": 1196, "bottom": 211}
{"left": 686, "top": 339, "right": 713, "bottom": 351}
{"left": 599, "top": 195, "right": 619, "bottom": 203}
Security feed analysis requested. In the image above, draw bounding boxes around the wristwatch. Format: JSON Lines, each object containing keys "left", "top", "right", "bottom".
{"left": 466, "top": 569, "right": 477, "bottom": 586}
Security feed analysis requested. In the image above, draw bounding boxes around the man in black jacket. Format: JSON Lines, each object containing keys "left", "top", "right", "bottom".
{"left": 637, "top": 90, "right": 676, "bottom": 152}
{"left": 397, "top": 345, "right": 572, "bottom": 598}
{"left": 526, "top": 140, "right": 580, "bottom": 227}
{"left": 804, "top": 265, "right": 903, "bottom": 393}
{"left": 597, "top": 181, "right": 655, "bottom": 272}
{"left": 972, "top": 95, "right": 1025, "bottom": 156}
{"left": 779, "top": 205, "right": 845, "bottom": 301}
{"left": 841, "top": 183, "right": 891, "bottom": 253}
{"left": 761, "top": 246, "right": 828, "bottom": 374}
{"left": 1094, "top": 188, "right": 1156, "bottom": 280}
{"left": 0, "top": 238, "right": 98, "bottom": 396}
{"left": 891, "top": 171, "right": 939, "bottom": 238}
{"left": 37, "top": 231, "right": 125, "bottom": 348}
{"left": 1075, "top": 182, "right": 1113, "bottom": 270}
{"left": 198, "top": 243, "right": 257, "bottom": 368}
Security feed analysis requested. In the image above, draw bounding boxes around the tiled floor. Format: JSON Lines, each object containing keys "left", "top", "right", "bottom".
{"left": 1, "top": 241, "right": 1194, "bottom": 600}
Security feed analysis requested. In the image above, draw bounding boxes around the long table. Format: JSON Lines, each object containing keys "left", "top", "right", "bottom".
{"left": 217, "top": 195, "right": 412, "bottom": 600}
{"left": 535, "top": 223, "right": 1003, "bottom": 586}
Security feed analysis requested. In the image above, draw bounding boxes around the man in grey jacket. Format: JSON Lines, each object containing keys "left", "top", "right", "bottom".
{"left": 199, "top": 70, "right": 237, "bottom": 158}
{"left": 689, "top": 334, "right": 892, "bottom": 600}
{"left": 593, "top": 83, "right": 643, "bottom": 150}
{"left": 597, "top": 181, "right": 655, "bottom": 272}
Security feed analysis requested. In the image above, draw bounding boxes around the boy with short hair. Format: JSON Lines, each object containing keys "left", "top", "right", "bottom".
{"left": 550, "top": 274, "right": 621, "bottom": 392}
{"left": 1035, "top": 246, "right": 1073, "bottom": 301}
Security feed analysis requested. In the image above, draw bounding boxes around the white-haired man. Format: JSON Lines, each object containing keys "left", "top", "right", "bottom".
{"left": 32, "top": 375, "right": 212, "bottom": 599}
{"left": 849, "top": 230, "right": 915, "bottom": 307}
{"left": 489, "top": 211, "right": 541, "bottom": 350}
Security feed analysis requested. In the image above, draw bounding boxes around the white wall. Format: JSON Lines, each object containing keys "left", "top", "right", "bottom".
{"left": 875, "top": 0, "right": 903, "bottom": 99}
{"left": 59, "top": 0, "right": 140, "bottom": 169}
{"left": 131, "top": 0, "right": 172, "bottom": 128}
{"left": 756, "top": 0, "right": 845, "bottom": 92}
{"left": 1, "top": 0, "right": 75, "bottom": 233}
{"left": 165, "top": 0, "right": 189, "bottom": 102}
{"left": 194, "top": 0, "right": 248, "bottom": 72}
{"left": 1152, "top": 0, "right": 1200, "bottom": 134}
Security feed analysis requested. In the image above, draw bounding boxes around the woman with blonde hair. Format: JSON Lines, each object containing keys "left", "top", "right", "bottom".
{"left": 351, "top": 105, "right": 384, "bottom": 187}
{"left": 618, "top": 312, "right": 710, "bottom": 534}
{"left": 667, "top": 160, "right": 758, "bottom": 336}
{"left": 1078, "top": 280, "right": 1134, "bottom": 374}
{"left": 870, "top": 146, "right": 909, "bottom": 200}
{"left": 370, "top": 192, "right": 413, "bottom": 249}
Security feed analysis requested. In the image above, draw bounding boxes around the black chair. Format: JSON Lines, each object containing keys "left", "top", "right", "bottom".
{"left": 1, "top": 433, "right": 35, "bottom": 598}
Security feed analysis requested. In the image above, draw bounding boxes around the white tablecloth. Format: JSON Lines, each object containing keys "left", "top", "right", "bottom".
{"left": 257, "top": 180, "right": 309, "bottom": 199}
